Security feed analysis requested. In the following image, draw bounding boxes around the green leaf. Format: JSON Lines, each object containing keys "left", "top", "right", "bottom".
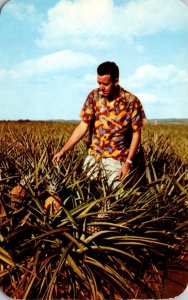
{"left": 67, "top": 253, "right": 85, "bottom": 280}
{"left": 0, "top": 247, "right": 15, "bottom": 267}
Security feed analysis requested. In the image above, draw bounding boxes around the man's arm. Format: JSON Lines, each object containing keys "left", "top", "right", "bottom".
{"left": 118, "top": 129, "right": 141, "bottom": 180}
{"left": 52, "top": 121, "right": 89, "bottom": 164}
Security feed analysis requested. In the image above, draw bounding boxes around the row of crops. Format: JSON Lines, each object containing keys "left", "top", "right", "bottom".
{"left": 0, "top": 121, "right": 188, "bottom": 299}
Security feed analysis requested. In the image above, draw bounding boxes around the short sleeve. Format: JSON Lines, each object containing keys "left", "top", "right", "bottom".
{"left": 80, "top": 90, "right": 95, "bottom": 124}
{"left": 131, "top": 97, "right": 147, "bottom": 131}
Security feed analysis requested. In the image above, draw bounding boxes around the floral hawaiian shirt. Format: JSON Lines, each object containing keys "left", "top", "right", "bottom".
{"left": 80, "top": 86, "right": 146, "bottom": 162}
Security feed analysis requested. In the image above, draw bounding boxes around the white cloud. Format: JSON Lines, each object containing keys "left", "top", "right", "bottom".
{"left": 126, "top": 64, "right": 188, "bottom": 89}
{"left": 117, "top": 0, "right": 188, "bottom": 37}
{"left": 84, "top": 73, "right": 96, "bottom": 83}
{"left": 37, "top": 0, "right": 113, "bottom": 49}
{"left": 1, "top": 50, "right": 97, "bottom": 80}
{"left": 7, "top": 2, "right": 36, "bottom": 21}
{"left": 37, "top": 0, "right": 188, "bottom": 49}
{"left": 137, "top": 92, "right": 158, "bottom": 103}
{"left": 123, "top": 63, "right": 188, "bottom": 118}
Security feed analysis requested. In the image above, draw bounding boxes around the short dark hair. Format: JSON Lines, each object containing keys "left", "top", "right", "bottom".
{"left": 97, "top": 61, "right": 119, "bottom": 82}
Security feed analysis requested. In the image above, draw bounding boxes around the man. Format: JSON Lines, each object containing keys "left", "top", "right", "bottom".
{"left": 53, "top": 61, "right": 146, "bottom": 189}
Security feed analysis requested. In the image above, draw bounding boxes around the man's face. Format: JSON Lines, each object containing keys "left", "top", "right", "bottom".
{"left": 97, "top": 74, "right": 118, "bottom": 98}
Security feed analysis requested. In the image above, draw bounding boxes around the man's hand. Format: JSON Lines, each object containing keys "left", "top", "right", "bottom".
{"left": 52, "top": 150, "right": 64, "bottom": 165}
{"left": 52, "top": 121, "right": 89, "bottom": 165}
{"left": 118, "top": 129, "right": 140, "bottom": 180}
{"left": 118, "top": 162, "right": 131, "bottom": 180}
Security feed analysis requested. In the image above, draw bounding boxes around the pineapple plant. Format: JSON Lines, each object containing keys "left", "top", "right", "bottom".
{"left": 44, "top": 166, "right": 62, "bottom": 215}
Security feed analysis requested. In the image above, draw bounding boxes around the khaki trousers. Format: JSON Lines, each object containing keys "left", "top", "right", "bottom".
{"left": 82, "top": 155, "right": 122, "bottom": 189}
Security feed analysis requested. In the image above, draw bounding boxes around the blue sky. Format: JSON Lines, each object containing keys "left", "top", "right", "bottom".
{"left": 0, "top": 0, "right": 188, "bottom": 120}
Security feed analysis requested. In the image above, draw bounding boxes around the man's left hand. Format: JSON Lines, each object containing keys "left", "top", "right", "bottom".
{"left": 118, "top": 163, "right": 131, "bottom": 180}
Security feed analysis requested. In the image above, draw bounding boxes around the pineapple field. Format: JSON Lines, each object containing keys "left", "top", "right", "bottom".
{"left": 0, "top": 120, "right": 188, "bottom": 300}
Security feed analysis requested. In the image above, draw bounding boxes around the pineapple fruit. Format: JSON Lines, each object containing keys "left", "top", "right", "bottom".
{"left": 9, "top": 173, "right": 34, "bottom": 202}
{"left": 44, "top": 195, "right": 62, "bottom": 214}
{"left": 10, "top": 184, "right": 27, "bottom": 201}
{"left": 44, "top": 166, "right": 62, "bottom": 215}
